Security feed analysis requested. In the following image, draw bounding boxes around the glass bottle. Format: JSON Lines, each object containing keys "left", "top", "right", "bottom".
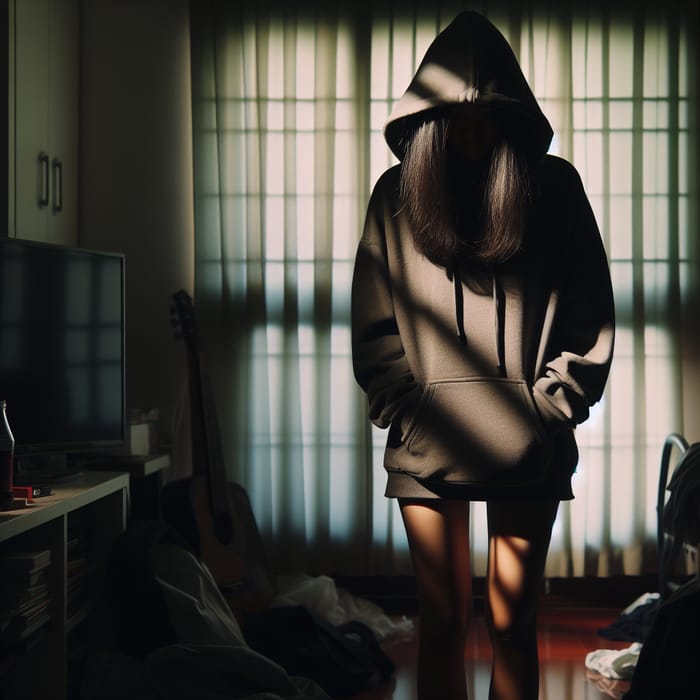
{"left": 0, "top": 400, "right": 15, "bottom": 510}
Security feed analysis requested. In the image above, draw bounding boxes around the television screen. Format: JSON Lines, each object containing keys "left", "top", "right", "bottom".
{"left": 0, "top": 237, "right": 125, "bottom": 459}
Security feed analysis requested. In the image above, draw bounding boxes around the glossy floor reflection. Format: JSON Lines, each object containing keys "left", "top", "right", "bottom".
{"left": 348, "top": 607, "right": 632, "bottom": 700}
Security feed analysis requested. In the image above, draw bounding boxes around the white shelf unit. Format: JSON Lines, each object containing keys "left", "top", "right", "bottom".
{"left": 0, "top": 471, "right": 129, "bottom": 700}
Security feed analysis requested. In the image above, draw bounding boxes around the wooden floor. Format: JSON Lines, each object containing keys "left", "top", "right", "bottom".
{"left": 346, "top": 606, "right": 633, "bottom": 700}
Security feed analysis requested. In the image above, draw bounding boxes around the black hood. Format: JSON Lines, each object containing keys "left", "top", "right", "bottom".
{"left": 384, "top": 11, "right": 553, "bottom": 163}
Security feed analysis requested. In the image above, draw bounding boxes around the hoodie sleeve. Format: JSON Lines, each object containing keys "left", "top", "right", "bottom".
{"left": 532, "top": 159, "right": 615, "bottom": 431}
{"left": 351, "top": 172, "right": 422, "bottom": 430}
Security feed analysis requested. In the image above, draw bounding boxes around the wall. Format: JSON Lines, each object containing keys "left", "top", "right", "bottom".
{"left": 0, "top": 2, "right": 7, "bottom": 231}
{"left": 79, "top": 0, "right": 194, "bottom": 469}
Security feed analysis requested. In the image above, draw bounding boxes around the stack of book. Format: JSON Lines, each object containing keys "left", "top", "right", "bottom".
{"left": 66, "top": 533, "right": 96, "bottom": 620}
{"left": 0, "top": 549, "right": 52, "bottom": 655}
{"left": 66, "top": 510, "right": 97, "bottom": 623}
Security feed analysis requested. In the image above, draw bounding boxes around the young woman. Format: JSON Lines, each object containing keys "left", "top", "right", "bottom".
{"left": 351, "top": 11, "right": 615, "bottom": 700}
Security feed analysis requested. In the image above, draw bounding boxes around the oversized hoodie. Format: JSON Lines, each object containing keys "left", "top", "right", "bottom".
{"left": 351, "top": 11, "right": 615, "bottom": 493}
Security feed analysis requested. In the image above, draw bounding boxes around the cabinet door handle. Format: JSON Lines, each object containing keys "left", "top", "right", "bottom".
{"left": 38, "top": 152, "right": 50, "bottom": 207}
{"left": 52, "top": 158, "right": 63, "bottom": 213}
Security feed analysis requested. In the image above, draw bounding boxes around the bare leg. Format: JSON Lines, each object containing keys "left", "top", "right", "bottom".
{"left": 485, "top": 499, "right": 559, "bottom": 700}
{"left": 399, "top": 498, "right": 472, "bottom": 700}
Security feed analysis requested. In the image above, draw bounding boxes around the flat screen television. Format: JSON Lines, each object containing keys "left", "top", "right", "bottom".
{"left": 0, "top": 237, "right": 126, "bottom": 478}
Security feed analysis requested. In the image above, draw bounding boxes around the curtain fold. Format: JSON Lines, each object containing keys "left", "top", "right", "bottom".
{"left": 189, "top": 0, "right": 698, "bottom": 578}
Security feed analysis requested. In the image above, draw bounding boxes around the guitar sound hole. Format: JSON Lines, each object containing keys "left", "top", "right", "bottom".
{"left": 214, "top": 512, "right": 234, "bottom": 544}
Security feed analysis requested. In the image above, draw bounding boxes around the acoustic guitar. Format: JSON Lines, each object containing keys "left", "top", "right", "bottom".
{"left": 161, "top": 289, "right": 276, "bottom": 622}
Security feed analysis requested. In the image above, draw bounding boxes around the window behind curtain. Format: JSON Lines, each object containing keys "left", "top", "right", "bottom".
{"left": 191, "top": 2, "right": 698, "bottom": 577}
{"left": 565, "top": 7, "right": 693, "bottom": 575}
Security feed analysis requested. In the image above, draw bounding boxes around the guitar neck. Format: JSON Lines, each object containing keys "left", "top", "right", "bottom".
{"left": 200, "top": 359, "right": 229, "bottom": 495}
{"left": 188, "top": 342, "right": 229, "bottom": 520}
{"left": 173, "top": 289, "right": 232, "bottom": 531}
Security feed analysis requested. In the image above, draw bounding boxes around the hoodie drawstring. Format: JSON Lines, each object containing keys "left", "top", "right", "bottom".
{"left": 493, "top": 272, "right": 507, "bottom": 377}
{"left": 448, "top": 262, "right": 468, "bottom": 346}
{"left": 448, "top": 261, "right": 507, "bottom": 376}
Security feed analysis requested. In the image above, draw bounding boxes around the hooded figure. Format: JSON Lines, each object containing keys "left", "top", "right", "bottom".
{"left": 352, "top": 16, "right": 615, "bottom": 696}
{"left": 352, "top": 11, "right": 615, "bottom": 501}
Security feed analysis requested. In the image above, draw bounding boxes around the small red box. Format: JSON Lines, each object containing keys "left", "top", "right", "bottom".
{"left": 12, "top": 485, "right": 33, "bottom": 502}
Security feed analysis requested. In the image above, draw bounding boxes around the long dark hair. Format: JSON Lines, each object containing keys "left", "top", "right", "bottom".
{"left": 399, "top": 116, "right": 532, "bottom": 265}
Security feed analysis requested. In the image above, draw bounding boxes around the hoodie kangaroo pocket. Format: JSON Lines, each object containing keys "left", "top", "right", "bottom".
{"left": 401, "top": 378, "right": 549, "bottom": 481}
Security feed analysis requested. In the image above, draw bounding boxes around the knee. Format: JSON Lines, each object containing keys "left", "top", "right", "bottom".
{"left": 485, "top": 598, "right": 536, "bottom": 649}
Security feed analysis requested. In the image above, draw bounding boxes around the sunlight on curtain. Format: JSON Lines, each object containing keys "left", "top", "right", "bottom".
{"left": 191, "top": 7, "right": 377, "bottom": 574}
{"left": 190, "top": 2, "right": 697, "bottom": 577}
{"left": 564, "top": 6, "right": 692, "bottom": 577}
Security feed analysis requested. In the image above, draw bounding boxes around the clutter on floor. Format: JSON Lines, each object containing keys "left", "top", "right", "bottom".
{"left": 584, "top": 642, "right": 641, "bottom": 680}
{"left": 79, "top": 519, "right": 411, "bottom": 700}
{"left": 596, "top": 591, "right": 659, "bottom": 643}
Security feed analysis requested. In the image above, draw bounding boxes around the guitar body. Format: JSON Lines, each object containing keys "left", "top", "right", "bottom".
{"left": 164, "top": 290, "right": 276, "bottom": 623}
{"left": 190, "top": 476, "right": 276, "bottom": 619}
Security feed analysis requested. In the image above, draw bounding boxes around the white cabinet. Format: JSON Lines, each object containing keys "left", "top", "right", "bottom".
{"left": 10, "top": 0, "right": 79, "bottom": 245}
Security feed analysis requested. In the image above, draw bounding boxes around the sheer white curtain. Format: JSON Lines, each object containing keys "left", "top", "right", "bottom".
{"left": 189, "top": 0, "right": 698, "bottom": 578}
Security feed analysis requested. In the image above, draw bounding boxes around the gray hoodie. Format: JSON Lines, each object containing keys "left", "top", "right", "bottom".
{"left": 351, "top": 11, "right": 615, "bottom": 491}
